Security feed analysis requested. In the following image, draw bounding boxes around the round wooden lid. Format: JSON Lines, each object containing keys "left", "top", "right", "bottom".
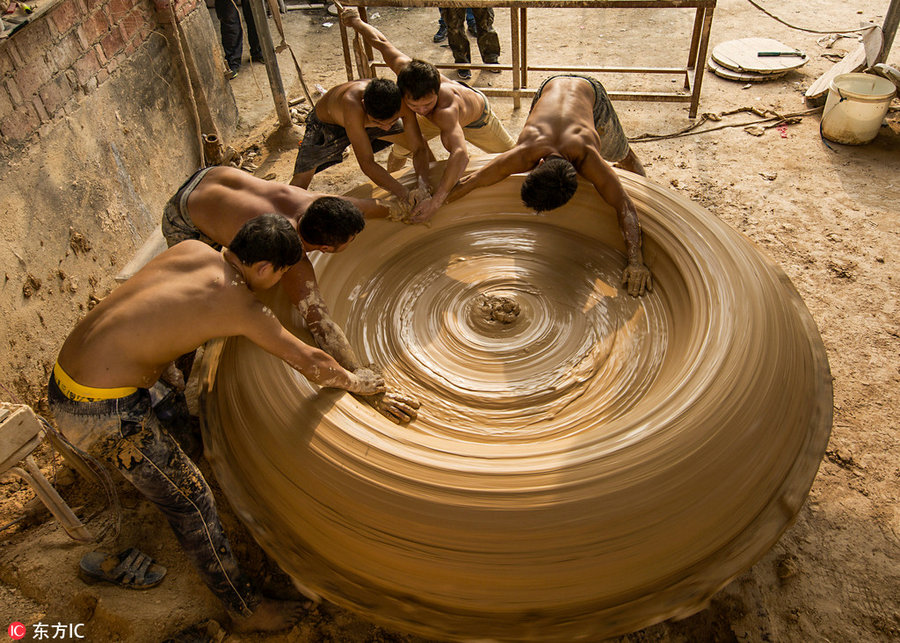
{"left": 712, "top": 38, "right": 808, "bottom": 74}
{"left": 708, "top": 57, "right": 787, "bottom": 82}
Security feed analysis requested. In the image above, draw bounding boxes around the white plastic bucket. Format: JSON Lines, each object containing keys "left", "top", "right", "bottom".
{"left": 821, "top": 73, "right": 896, "bottom": 144}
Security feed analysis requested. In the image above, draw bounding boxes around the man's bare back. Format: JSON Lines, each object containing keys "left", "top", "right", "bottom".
{"left": 515, "top": 76, "right": 603, "bottom": 168}
{"left": 167, "top": 166, "right": 421, "bottom": 423}
{"left": 314, "top": 80, "right": 369, "bottom": 129}
{"left": 449, "top": 75, "right": 651, "bottom": 296}
{"left": 58, "top": 239, "right": 381, "bottom": 394}
{"left": 187, "top": 167, "right": 386, "bottom": 239}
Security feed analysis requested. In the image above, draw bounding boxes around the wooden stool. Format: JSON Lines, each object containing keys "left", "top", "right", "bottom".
{"left": 0, "top": 403, "right": 93, "bottom": 542}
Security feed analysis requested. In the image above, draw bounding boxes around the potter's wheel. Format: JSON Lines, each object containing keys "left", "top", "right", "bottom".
{"left": 199, "top": 164, "right": 831, "bottom": 641}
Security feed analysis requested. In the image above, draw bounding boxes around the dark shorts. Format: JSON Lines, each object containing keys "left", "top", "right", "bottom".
{"left": 293, "top": 109, "right": 404, "bottom": 175}
{"left": 161, "top": 167, "right": 222, "bottom": 249}
{"left": 531, "top": 74, "right": 630, "bottom": 163}
{"left": 48, "top": 374, "right": 259, "bottom": 615}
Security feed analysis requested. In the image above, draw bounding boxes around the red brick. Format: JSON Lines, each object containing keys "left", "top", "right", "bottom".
{"left": 0, "top": 47, "right": 16, "bottom": 76}
{"left": 75, "top": 26, "right": 90, "bottom": 50}
{"left": 6, "top": 40, "right": 27, "bottom": 69}
{"left": 32, "top": 95, "right": 50, "bottom": 122}
{"left": 16, "top": 59, "right": 54, "bottom": 98}
{"left": 5, "top": 78, "right": 23, "bottom": 105}
{"left": 83, "top": 0, "right": 107, "bottom": 12}
{"left": 0, "top": 87, "right": 13, "bottom": 121}
{"left": 49, "top": 31, "right": 85, "bottom": 71}
{"left": 118, "top": 13, "right": 136, "bottom": 42}
{"left": 0, "top": 103, "right": 40, "bottom": 144}
{"left": 107, "top": 0, "right": 131, "bottom": 22}
{"left": 48, "top": 0, "right": 84, "bottom": 38}
{"left": 138, "top": 20, "right": 154, "bottom": 43}
{"left": 94, "top": 42, "right": 108, "bottom": 65}
{"left": 38, "top": 73, "right": 75, "bottom": 116}
{"left": 12, "top": 20, "right": 52, "bottom": 65}
{"left": 124, "top": 37, "right": 139, "bottom": 55}
{"left": 96, "top": 68, "right": 109, "bottom": 84}
{"left": 73, "top": 49, "right": 101, "bottom": 85}
{"left": 120, "top": 10, "right": 150, "bottom": 42}
{"left": 81, "top": 9, "right": 110, "bottom": 45}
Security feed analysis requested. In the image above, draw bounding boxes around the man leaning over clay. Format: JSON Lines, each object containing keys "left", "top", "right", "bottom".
{"left": 448, "top": 74, "right": 651, "bottom": 297}
{"left": 342, "top": 8, "right": 516, "bottom": 223}
{"left": 290, "top": 77, "right": 433, "bottom": 216}
{"left": 49, "top": 214, "right": 384, "bottom": 632}
{"left": 162, "top": 165, "right": 420, "bottom": 423}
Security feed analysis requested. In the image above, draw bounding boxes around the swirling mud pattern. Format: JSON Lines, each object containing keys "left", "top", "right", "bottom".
{"left": 200, "top": 165, "right": 832, "bottom": 642}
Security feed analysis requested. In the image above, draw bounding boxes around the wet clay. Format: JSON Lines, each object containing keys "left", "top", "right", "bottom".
{"left": 199, "top": 160, "right": 832, "bottom": 642}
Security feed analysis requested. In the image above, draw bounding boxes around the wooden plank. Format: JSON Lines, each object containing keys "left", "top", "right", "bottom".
{"left": 805, "top": 27, "right": 883, "bottom": 103}
{"left": 0, "top": 404, "right": 42, "bottom": 474}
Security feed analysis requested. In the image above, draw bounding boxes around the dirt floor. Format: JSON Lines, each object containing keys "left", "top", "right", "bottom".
{"left": 2, "top": 0, "right": 899, "bottom": 641}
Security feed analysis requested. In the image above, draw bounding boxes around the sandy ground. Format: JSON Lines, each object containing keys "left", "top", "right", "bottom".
{"left": 1, "top": 1, "right": 899, "bottom": 641}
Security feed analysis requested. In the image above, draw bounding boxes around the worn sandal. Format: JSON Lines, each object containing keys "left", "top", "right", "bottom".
{"left": 79, "top": 547, "right": 166, "bottom": 589}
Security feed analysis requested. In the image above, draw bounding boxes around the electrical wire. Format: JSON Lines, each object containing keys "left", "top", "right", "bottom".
{"left": 745, "top": 0, "right": 879, "bottom": 35}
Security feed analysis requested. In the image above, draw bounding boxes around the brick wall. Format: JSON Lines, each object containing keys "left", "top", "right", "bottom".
{"left": 0, "top": 0, "right": 203, "bottom": 151}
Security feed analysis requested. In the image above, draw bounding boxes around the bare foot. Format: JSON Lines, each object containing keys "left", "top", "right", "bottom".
{"left": 615, "top": 149, "right": 646, "bottom": 177}
{"left": 387, "top": 152, "right": 407, "bottom": 172}
{"left": 231, "top": 597, "right": 311, "bottom": 633}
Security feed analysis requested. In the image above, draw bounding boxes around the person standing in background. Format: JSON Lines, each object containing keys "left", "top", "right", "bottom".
{"left": 216, "top": 0, "right": 263, "bottom": 79}
{"left": 433, "top": 8, "right": 477, "bottom": 44}
{"left": 439, "top": 7, "right": 501, "bottom": 79}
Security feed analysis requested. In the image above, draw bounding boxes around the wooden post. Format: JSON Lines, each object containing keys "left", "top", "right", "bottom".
{"left": 249, "top": 0, "right": 292, "bottom": 127}
{"left": 520, "top": 8, "right": 528, "bottom": 89}
{"left": 510, "top": 7, "right": 520, "bottom": 109}
{"left": 689, "top": 5, "right": 714, "bottom": 118}
{"left": 879, "top": 0, "right": 900, "bottom": 63}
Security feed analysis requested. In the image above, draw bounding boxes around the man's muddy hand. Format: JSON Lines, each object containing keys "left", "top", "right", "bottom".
{"left": 408, "top": 185, "right": 432, "bottom": 209}
{"left": 161, "top": 361, "right": 186, "bottom": 391}
{"left": 339, "top": 7, "right": 360, "bottom": 26}
{"left": 410, "top": 197, "right": 441, "bottom": 224}
{"left": 359, "top": 387, "right": 421, "bottom": 423}
{"left": 622, "top": 262, "right": 652, "bottom": 297}
{"left": 377, "top": 196, "right": 412, "bottom": 222}
{"left": 347, "top": 367, "right": 385, "bottom": 395}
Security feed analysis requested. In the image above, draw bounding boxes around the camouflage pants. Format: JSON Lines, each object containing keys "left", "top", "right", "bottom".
{"left": 440, "top": 8, "right": 500, "bottom": 64}
{"left": 48, "top": 375, "right": 259, "bottom": 616}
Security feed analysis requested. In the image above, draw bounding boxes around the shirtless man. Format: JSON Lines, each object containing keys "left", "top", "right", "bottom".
{"left": 290, "top": 76, "right": 432, "bottom": 212}
{"left": 448, "top": 74, "right": 652, "bottom": 297}
{"left": 342, "top": 8, "right": 516, "bottom": 222}
{"left": 49, "top": 215, "right": 383, "bottom": 632}
{"left": 163, "top": 165, "right": 420, "bottom": 423}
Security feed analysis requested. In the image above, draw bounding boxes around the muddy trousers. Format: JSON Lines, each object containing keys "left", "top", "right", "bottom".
{"left": 440, "top": 8, "right": 500, "bottom": 64}
{"left": 48, "top": 378, "right": 259, "bottom": 616}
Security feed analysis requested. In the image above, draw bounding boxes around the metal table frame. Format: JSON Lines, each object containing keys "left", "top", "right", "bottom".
{"left": 339, "top": 0, "right": 716, "bottom": 117}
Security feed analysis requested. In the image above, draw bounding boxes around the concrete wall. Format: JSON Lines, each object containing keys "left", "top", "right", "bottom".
{"left": 0, "top": 0, "right": 239, "bottom": 404}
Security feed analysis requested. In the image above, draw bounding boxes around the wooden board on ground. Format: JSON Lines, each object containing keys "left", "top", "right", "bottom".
{"left": 712, "top": 38, "right": 808, "bottom": 74}
{"left": 708, "top": 58, "right": 786, "bottom": 82}
{"left": 805, "top": 27, "right": 884, "bottom": 103}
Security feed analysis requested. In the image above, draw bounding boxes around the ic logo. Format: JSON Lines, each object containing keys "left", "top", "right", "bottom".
{"left": 8, "top": 622, "right": 26, "bottom": 640}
